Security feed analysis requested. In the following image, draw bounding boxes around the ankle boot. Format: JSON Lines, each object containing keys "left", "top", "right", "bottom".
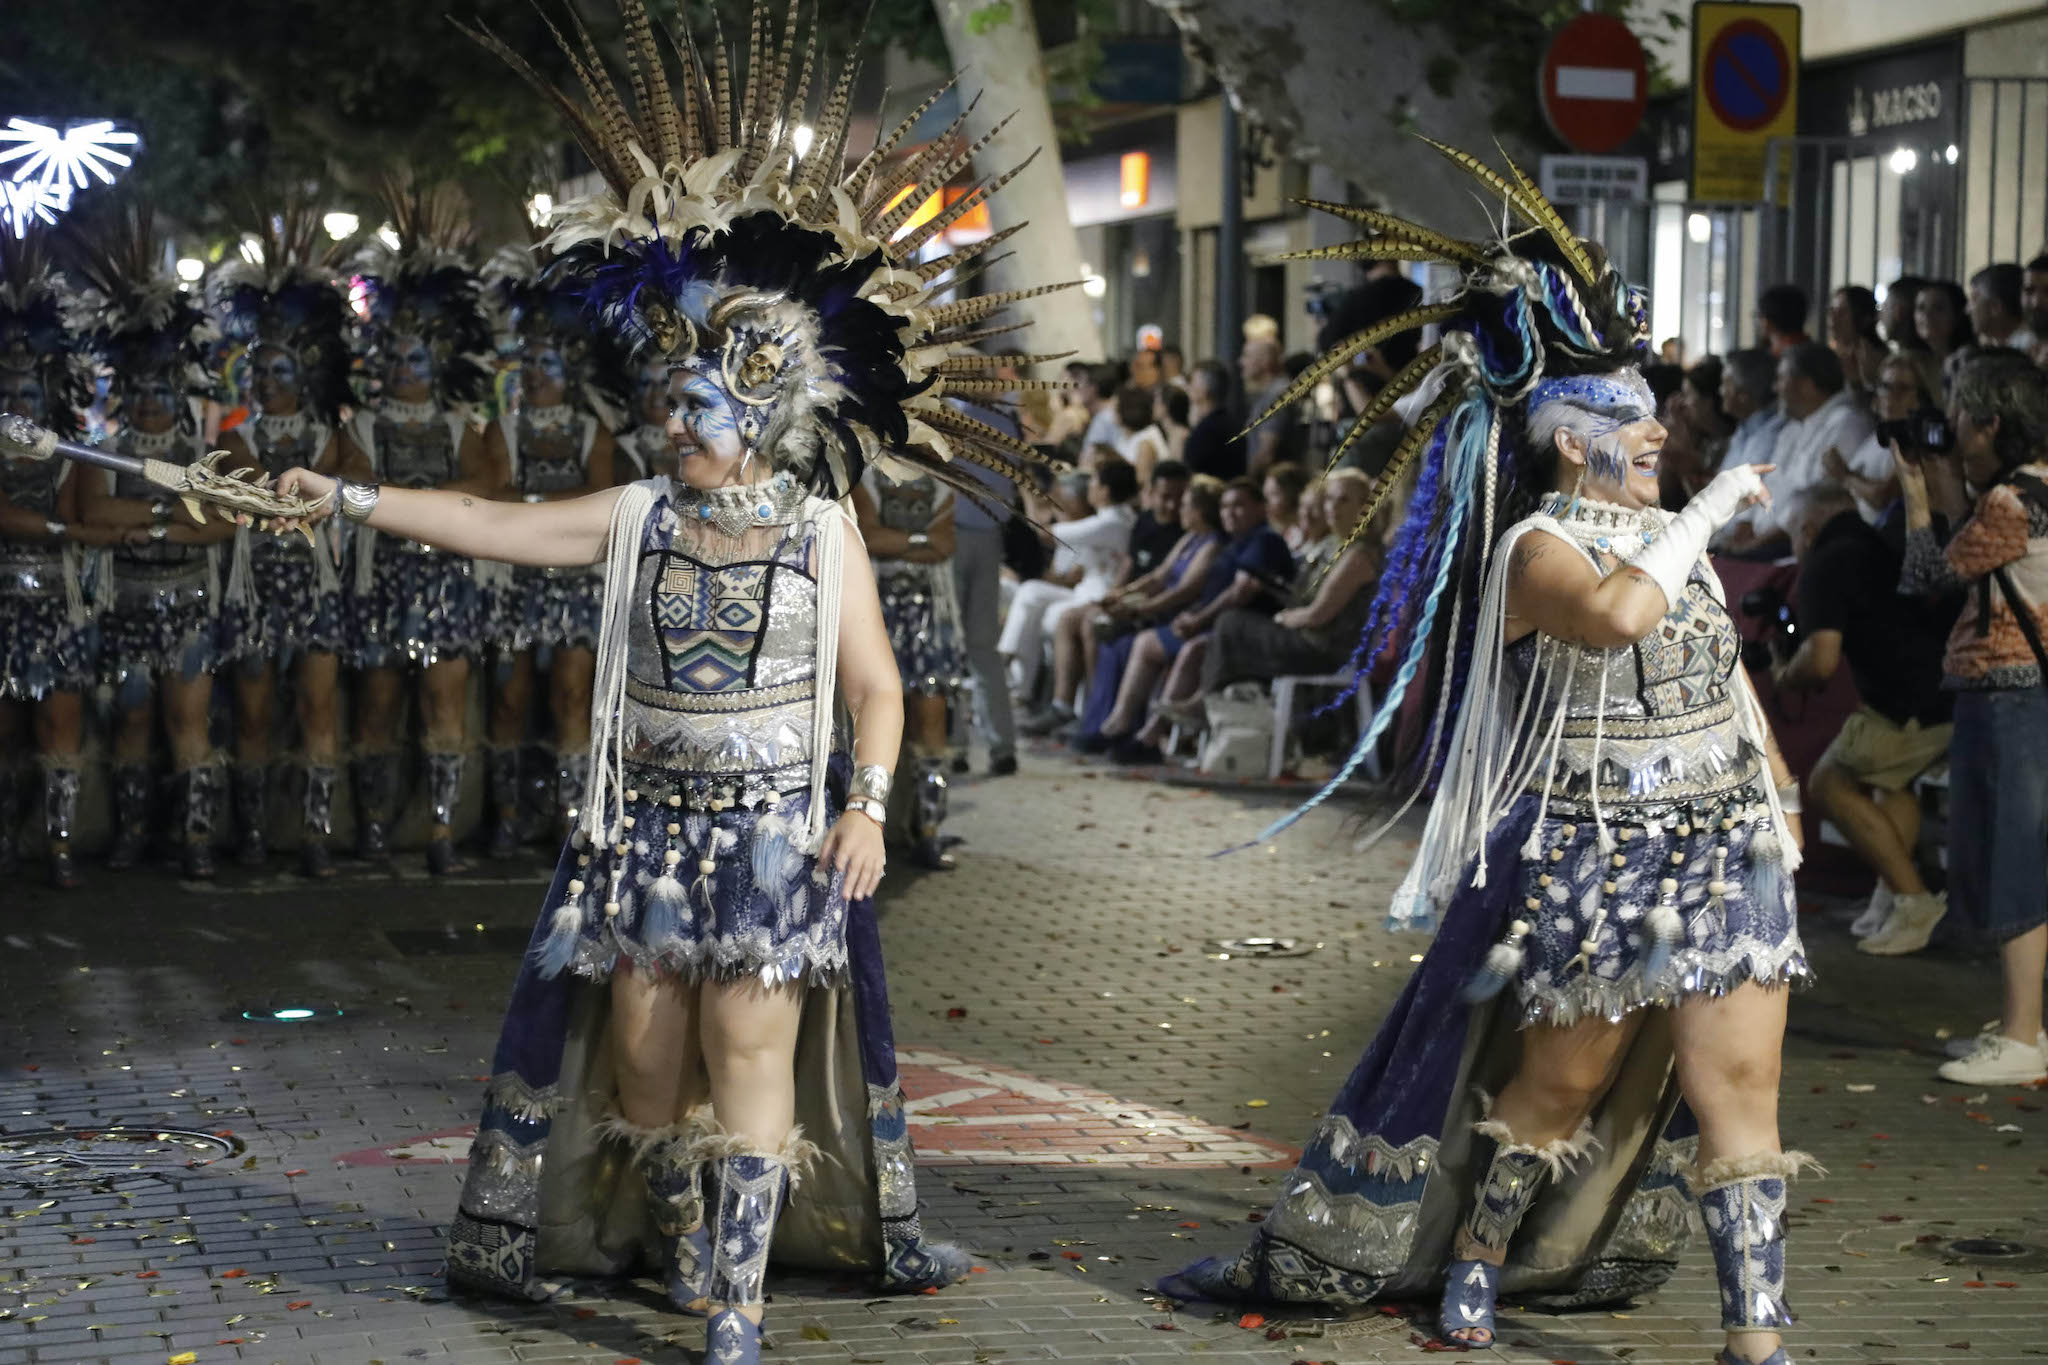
{"left": 106, "top": 763, "right": 153, "bottom": 870}
{"left": 1692, "top": 1152, "right": 1814, "bottom": 1345}
{"left": 425, "top": 750, "right": 467, "bottom": 875}
{"left": 301, "top": 763, "right": 338, "bottom": 879}
{"left": 232, "top": 763, "right": 268, "bottom": 867}
{"left": 604, "top": 1109, "right": 714, "bottom": 1314}
{"left": 1439, "top": 1109, "right": 1596, "bottom": 1348}
{"left": 0, "top": 763, "right": 20, "bottom": 874}
{"left": 484, "top": 745, "right": 522, "bottom": 860}
{"left": 351, "top": 752, "right": 397, "bottom": 862}
{"left": 42, "top": 763, "right": 81, "bottom": 890}
{"left": 907, "top": 754, "right": 953, "bottom": 871}
{"left": 178, "top": 762, "right": 221, "bottom": 880}
{"left": 702, "top": 1129, "right": 818, "bottom": 1364}
{"left": 556, "top": 751, "right": 589, "bottom": 837}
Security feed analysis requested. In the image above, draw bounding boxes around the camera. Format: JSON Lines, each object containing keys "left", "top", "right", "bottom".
{"left": 1740, "top": 583, "right": 1798, "bottom": 671}
{"left": 1875, "top": 407, "right": 1954, "bottom": 457}
{"left": 1304, "top": 279, "right": 1338, "bottom": 321}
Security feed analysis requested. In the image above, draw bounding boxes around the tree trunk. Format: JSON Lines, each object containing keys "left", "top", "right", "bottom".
{"left": 931, "top": 0, "right": 1105, "bottom": 368}
{"left": 1148, "top": 0, "right": 1533, "bottom": 232}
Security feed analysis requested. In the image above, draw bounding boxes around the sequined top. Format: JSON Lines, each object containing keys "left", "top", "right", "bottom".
{"left": 241, "top": 416, "right": 332, "bottom": 564}
{"left": 0, "top": 456, "right": 65, "bottom": 596}
{"left": 620, "top": 477, "right": 820, "bottom": 807}
{"left": 110, "top": 432, "right": 210, "bottom": 574}
{"left": 374, "top": 410, "right": 461, "bottom": 489}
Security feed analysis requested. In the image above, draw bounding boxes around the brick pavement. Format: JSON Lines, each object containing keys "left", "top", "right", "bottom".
{"left": 2, "top": 756, "right": 2045, "bottom": 1364}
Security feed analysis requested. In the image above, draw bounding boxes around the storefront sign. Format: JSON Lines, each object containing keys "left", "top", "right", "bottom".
{"left": 1690, "top": 1, "right": 1801, "bottom": 202}
{"left": 1801, "top": 39, "right": 1961, "bottom": 146}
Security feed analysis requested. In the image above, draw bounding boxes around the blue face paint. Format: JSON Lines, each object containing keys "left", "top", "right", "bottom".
{"left": 668, "top": 369, "right": 744, "bottom": 464}
{"left": 522, "top": 344, "right": 567, "bottom": 400}
{"left": 0, "top": 370, "right": 46, "bottom": 424}
{"left": 388, "top": 334, "right": 435, "bottom": 390}
{"left": 634, "top": 361, "right": 670, "bottom": 426}
{"left": 252, "top": 346, "right": 300, "bottom": 410}
{"left": 126, "top": 372, "right": 182, "bottom": 429}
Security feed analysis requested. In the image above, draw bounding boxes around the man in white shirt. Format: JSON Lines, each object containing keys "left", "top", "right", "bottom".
{"left": 998, "top": 458, "right": 1141, "bottom": 700}
{"left": 1719, "top": 343, "right": 1876, "bottom": 557}
{"left": 1718, "top": 348, "right": 1786, "bottom": 473}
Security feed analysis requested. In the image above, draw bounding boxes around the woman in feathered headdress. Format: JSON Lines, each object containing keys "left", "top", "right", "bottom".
{"left": 336, "top": 182, "right": 503, "bottom": 876}
{"left": 1162, "top": 148, "right": 1810, "bottom": 1365}
{"left": 71, "top": 204, "right": 237, "bottom": 880}
{"left": 209, "top": 197, "right": 358, "bottom": 878}
{"left": 477, "top": 243, "right": 618, "bottom": 857}
{"left": 0, "top": 227, "right": 125, "bottom": 889}
{"left": 264, "top": 2, "right": 1070, "bottom": 1355}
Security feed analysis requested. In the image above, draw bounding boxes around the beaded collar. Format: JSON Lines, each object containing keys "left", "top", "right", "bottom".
{"left": 377, "top": 396, "right": 442, "bottom": 426}
{"left": 520, "top": 403, "right": 574, "bottom": 430}
{"left": 254, "top": 411, "right": 309, "bottom": 442}
{"left": 120, "top": 427, "right": 181, "bottom": 456}
{"left": 1538, "top": 491, "right": 1659, "bottom": 556}
{"left": 670, "top": 471, "right": 808, "bottom": 538}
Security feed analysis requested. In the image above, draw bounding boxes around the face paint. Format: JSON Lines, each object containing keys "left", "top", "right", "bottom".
{"left": 665, "top": 367, "right": 746, "bottom": 479}
{"left": 252, "top": 346, "right": 300, "bottom": 412}
{"left": 387, "top": 334, "right": 435, "bottom": 393}
{"left": 125, "top": 372, "right": 182, "bottom": 432}
{"left": 521, "top": 343, "right": 568, "bottom": 403}
{"left": 0, "top": 369, "right": 46, "bottom": 424}
{"left": 634, "top": 360, "right": 671, "bottom": 428}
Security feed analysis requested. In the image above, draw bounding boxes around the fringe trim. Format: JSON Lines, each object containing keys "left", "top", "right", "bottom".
{"left": 1471, "top": 1090, "right": 1602, "bottom": 1182}
{"left": 1685, "top": 1148, "right": 1825, "bottom": 1198}
{"left": 685, "top": 1119, "right": 824, "bottom": 1186}
{"left": 592, "top": 1111, "right": 695, "bottom": 1162}
{"left": 483, "top": 1072, "right": 559, "bottom": 1123}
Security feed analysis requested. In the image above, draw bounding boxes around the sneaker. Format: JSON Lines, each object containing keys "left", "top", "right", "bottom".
{"left": 1946, "top": 1022, "right": 2048, "bottom": 1059}
{"left": 1937, "top": 1031, "right": 2048, "bottom": 1086}
{"left": 1858, "top": 891, "right": 1946, "bottom": 956}
{"left": 1849, "top": 883, "right": 1894, "bottom": 938}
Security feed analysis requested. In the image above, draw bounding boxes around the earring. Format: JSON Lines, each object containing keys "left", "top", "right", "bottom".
{"left": 1565, "top": 465, "right": 1584, "bottom": 520}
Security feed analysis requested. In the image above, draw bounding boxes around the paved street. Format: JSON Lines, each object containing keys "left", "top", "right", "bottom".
{"left": 4, "top": 755, "right": 2047, "bottom": 1365}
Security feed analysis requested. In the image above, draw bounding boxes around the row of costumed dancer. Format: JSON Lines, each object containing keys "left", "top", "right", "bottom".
{"left": 6, "top": 3, "right": 1811, "bottom": 1362}
{"left": 0, "top": 179, "right": 962, "bottom": 888}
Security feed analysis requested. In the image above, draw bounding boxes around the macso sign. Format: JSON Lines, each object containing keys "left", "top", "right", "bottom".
{"left": 1847, "top": 82, "right": 1942, "bottom": 139}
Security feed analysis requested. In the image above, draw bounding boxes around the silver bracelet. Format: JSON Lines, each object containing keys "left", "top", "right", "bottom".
{"left": 337, "top": 479, "right": 381, "bottom": 523}
{"left": 851, "top": 764, "right": 893, "bottom": 805}
{"left": 44, "top": 519, "right": 65, "bottom": 539}
{"left": 846, "top": 797, "right": 888, "bottom": 825}
{"left": 907, "top": 530, "right": 929, "bottom": 548}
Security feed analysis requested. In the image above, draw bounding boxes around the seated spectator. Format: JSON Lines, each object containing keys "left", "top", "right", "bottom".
{"left": 1122, "top": 468, "right": 1384, "bottom": 762}
{"left": 2023, "top": 255, "right": 2048, "bottom": 368}
{"left": 1018, "top": 474, "right": 1225, "bottom": 738}
{"left": 1717, "top": 347, "right": 1783, "bottom": 474}
{"left": 1881, "top": 275, "right": 1927, "bottom": 349}
{"left": 1128, "top": 460, "right": 1190, "bottom": 579}
{"left": 1829, "top": 284, "right": 1889, "bottom": 392}
{"left": 1660, "top": 356, "right": 1732, "bottom": 507}
{"left": 1719, "top": 342, "right": 1875, "bottom": 557}
{"left": 1969, "top": 263, "right": 2035, "bottom": 354}
{"left": 1895, "top": 350, "right": 2048, "bottom": 1085}
{"left": 1079, "top": 477, "right": 1294, "bottom": 757}
{"left": 1080, "top": 362, "right": 1125, "bottom": 452}
{"left": 1182, "top": 359, "right": 1243, "bottom": 479}
{"left": 1771, "top": 485, "right": 1958, "bottom": 951}
{"left": 1824, "top": 351, "right": 1937, "bottom": 524}
{"left": 1129, "top": 383, "right": 1187, "bottom": 482}
{"left": 1263, "top": 461, "right": 1312, "bottom": 552}
{"left": 1111, "top": 382, "right": 1154, "bottom": 464}
{"left": 1756, "top": 282, "right": 1811, "bottom": 354}
{"left": 999, "top": 456, "right": 1140, "bottom": 704}
{"left": 1293, "top": 475, "right": 1332, "bottom": 572}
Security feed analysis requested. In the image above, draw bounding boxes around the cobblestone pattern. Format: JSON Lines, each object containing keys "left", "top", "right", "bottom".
{"left": 1, "top": 758, "right": 2044, "bottom": 1363}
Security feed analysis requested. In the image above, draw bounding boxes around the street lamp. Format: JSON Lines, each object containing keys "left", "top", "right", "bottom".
{"left": 1887, "top": 147, "right": 1918, "bottom": 176}
{"left": 174, "top": 257, "right": 205, "bottom": 283}
{"left": 322, "top": 211, "right": 358, "bottom": 241}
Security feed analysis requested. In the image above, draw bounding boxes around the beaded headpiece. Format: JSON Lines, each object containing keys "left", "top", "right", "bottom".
{"left": 353, "top": 180, "right": 493, "bottom": 409}
{"left": 66, "top": 201, "right": 215, "bottom": 427}
{"left": 0, "top": 226, "right": 91, "bottom": 440}
{"left": 462, "top": 0, "right": 1074, "bottom": 502}
{"left": 208, "top": 195, "right": 356, "bottom": 424}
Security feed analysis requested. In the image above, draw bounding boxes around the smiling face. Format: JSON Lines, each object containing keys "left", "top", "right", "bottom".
{"left": 383, "top": 333, "right": 435, "bottom": 400}
{"left": 1323, "top": 475, "right": 1371, "bottom": 543}
{"left": 0, "top": 367, "right": 48, "bottom": 425}
{"left": 664, "top": 365, "right": 748, "bottom": 487}
{"left": 1552, "top": 405, "right": 1668, "bottom": 512}
{"left": 250, "top": 345, "right": 301, "bottom": 415}
{"left": 520, "top": 339, "right": 568, "bottom": 407}
{"left": 1218, "top": 485, "right": 1265, "bottom": 537}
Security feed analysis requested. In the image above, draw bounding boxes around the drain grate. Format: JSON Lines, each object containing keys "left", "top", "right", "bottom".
{"left": 0, "top": 1127, "right": 244, "bottom": 1190}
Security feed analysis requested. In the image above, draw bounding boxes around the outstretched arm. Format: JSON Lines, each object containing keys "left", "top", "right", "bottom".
{"left": 271, "top": 466, "right": 624, "bottom": 569}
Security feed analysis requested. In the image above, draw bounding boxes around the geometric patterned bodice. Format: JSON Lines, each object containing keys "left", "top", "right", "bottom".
{"left": 375, "top": 411, "right": 459, "bottom": 488}
{"left": 508, "top": 408, "right": 593, "bottom": 496}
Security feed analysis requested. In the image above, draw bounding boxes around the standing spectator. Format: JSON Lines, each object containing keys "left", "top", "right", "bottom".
{"left": 1771, "top": 486, "right": 1956, "bottom": 947}
{"left": 998, "top": 456, "right": 1140, "bottom": 704}
{"left": 1825, "top": 351, "right": 1937, "bottom": 523}
{"left": 948, "top": 406, "right": 1023, "bottom": 776}
{"left": 1756, "top": 282, "right": 1811, "bottom": 354}
{"left": 1159, "top": 343, "right": 1186, "bottom": 387}
{"left": 1969, "top": 263, "right": 2035, "bottom": 354}
{"left": 1080, "top": 363, "right": 1124, "bottom": 453}
{"left": 1721, "top": 343, "right": 1875, "bottom": 555}
{"left": 1181, "top": 359, "right": 1243, "bottom": 479}
{"left": 1914, "top": 280, "right": 1975, "bottom": 369}
{"left": 2022, "top": 255, "right": 2048, "bottom": 367}
{"left": 1128, "top": 384, "right": 1188, "bottom": 482}
{"left": 1828, "top": 284, "right": 1889, "bottom": 392}
{"left": 1718, "top": 348, "right": 1785, "bottom": 473}
{"left": 1895, "top": 350, "right": 2048, "bottom": 1084}
{"left": 1881, "top": 275, "right": 1927, "bottom": 348}
{"left": 1240, "top": 335, "right": 1298, "bottom": 476}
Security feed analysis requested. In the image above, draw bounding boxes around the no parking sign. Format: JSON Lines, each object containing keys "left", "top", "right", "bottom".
{"left": 1691, "top": 1, "right": 1801, "bottom": 202}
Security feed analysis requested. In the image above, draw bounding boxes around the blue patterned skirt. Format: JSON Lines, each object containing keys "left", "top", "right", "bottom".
{"left": 101, "top": 563, "right": 221, "bottom": 688}
{"left": 350, "top": 542, "right": 483, "bottom": 668}
{"left": 226, "top": 539, "right": 346, "bottom": 663}
{"left": 486, "top": 565, "right": 603, "bottom": 654}
{"left": 0, "top": 587, "right": 94, "bottom": 700}
{"left": 878, "top": 566, "right": 963, "bottom": 697}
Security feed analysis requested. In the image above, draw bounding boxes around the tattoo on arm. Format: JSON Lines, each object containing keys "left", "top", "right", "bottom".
{"left": 1509, "top": 538, "right": 1553, "bottom": 582}
{"left": 462, "top": 497, "right": 473, "bottom": 508}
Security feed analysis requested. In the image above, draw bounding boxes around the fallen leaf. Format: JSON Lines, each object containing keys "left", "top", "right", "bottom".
{"left": 1238, "top": 1313, "right": 1266, "bottom": 1329}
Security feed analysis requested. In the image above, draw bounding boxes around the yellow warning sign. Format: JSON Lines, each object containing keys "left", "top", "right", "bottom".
{"left": 1691, "top": 1, "right": 1801, "bottom": 202}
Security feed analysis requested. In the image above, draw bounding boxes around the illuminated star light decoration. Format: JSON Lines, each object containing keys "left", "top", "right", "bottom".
{"left": 0, "top": 118, "right": 141, "bottom": 238}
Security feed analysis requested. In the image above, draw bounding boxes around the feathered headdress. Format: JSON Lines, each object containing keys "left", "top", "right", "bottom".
{"left": 484, "top": 238, "right": 612, "bottom": 414}
{"left": 353, "top": 179, "right": 493, "bottom": 408}
{"left": 0, "top": 226, "right": 92, "bottom": 441}
{"left": 460, "top": 0, "right": 1076, "bottom": 502}
{"left": 66, "top": 201, "right": 215, "bottom": 421}
{"left": 208, "top": 194, "right": 357, "bottom": 423}
{"left": 1241, "top": 139, "right": 1652, "bottom": 845}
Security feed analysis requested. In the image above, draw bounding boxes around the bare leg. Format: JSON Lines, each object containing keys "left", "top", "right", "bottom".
{"left": 296, "top": 652, "right": 342, "bottom": 765}
{"left": 234, "top": 661, "right": 276, "bottom": 768}
{"left": 550, "top": 646, "right": 595, "bottom": 756}
{"left": 1102, "top": 631, "right": 1168, "bottom": 737}
{"left": 1137, "top": 637, "right": 1209, "bottom": 745}
{"left": 489, "top": 649, "right": 535, "bottom": 750}
{"left": 354, "top": 666, "right": 404, "bottom": 751}
{"left": 1810, "top": 758, "right": 1926, "bottom": 895}
{"left": 1998, "top": 924, "right": 2048, "bottom": 1044}
{"left": 699, "top": 976, "right": 806, "bottom": 1324}
{"left": 33, "top": 691, "right": 83, "bottom": 761}
{"left": 1672, "top": 982, "right": 1794, "bottom": 1365}
{"left": 609, "top": 967, "right": 708, "bottom": 1127}
{"left": 161, "top": 670, "right": 214, "bottom": 771}
{"left": 112, "top": 690, "right": 155, "bottom": 765}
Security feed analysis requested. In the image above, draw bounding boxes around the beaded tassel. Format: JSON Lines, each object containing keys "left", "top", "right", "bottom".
{"left": 535, "top": 831, "right": 590, "bottom": 977}
{"left": 1642, "top": 812, "right": 1689, "bottom": 980}
{"left": 693, "top": 827, "right": 739, "bottom": 913}
{"left": 644, "top": 791, "right": 690, "bottom": 944}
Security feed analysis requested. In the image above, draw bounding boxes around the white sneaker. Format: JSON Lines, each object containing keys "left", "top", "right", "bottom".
{"left": 1947, "top": 1024, "right": 2048, "bottom": 1059}
{"left": 1937, "top": 1032, "right": 2048, "bottom": 1086}
{"left": 1849, "top": 883, "right": 1894, "bottom": 938}
{"left": 1858, "top": 891, "right": 1947, "bottom": 956}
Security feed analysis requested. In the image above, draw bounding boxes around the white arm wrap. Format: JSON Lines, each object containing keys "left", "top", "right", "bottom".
{"left": 1629, "top": 465, "right": 1766, "bottom": 609}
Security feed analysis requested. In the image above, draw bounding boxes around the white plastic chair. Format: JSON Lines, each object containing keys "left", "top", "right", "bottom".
{"left": 1269, "top": 672, "right": 1383, "bottom": 782}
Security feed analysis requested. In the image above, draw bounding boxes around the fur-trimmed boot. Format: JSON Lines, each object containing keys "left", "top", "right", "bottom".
{"left": 176, "top": 761, "right": 222, "bottom": 881}
{"left": 424, "top": 749, "right": 468, "bottom": 876}
{"left": 701, "top": 1126, "right": 819, "bottom": 1364}
{"left": 232, "top": 762, "right": 269, "bottom": 867}
{"left": 106, "top": 762, "right": 153, "bottom": 870}
{"left": 907, "top": 753, "right": 954, "bottom": 871}
{"left": 351, "top": 751, "right": 398, "bottom": 862}
{"left": 42, "top": 762, "right": 81, "bottom": 890}
{"left": 484, "top": 745, "right": 522, "bottom": 861}
{"left": 601, "top": 1107, "right": 716, "bottom": 1314}
{"left": 1438, "top": 1106, "right": 1598, "bottom": 1348}
{"left": 1692, "top": 1151, "right": 1818, "bottom": 1365}
{"left": 301, "top": 763, "right": 338, "bottom": 879}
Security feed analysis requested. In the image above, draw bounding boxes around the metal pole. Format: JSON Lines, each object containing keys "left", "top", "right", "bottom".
{"left": 1215, "top": 94, "right": 1244, "bottom": 373}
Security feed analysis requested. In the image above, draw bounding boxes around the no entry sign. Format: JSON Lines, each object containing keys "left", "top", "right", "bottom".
{"left": 1540, "top": 13, "right": 1649, "bottom": 155}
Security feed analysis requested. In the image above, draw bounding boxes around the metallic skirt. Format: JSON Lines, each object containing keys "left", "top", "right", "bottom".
{"left": 226, "top": 541, "right": 346, "bottom": 661}
{"left": 0, "top": 569, "right": 94, "bottom": 699}
{"left": 101, "top": 570, "right": 220, "bottom": 687}
{"left": 486, "top": 564, "right": 602, "bottom": 654}
{"left": 877, "top": 567, "right": 963, "bottom": 697}
{"left": 349, "top": 543, "right": 483, "bottom": 668}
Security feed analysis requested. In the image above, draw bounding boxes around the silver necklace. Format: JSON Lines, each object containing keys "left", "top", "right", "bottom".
{"left": 122, "top": 427, "right": 180, "bottom": 456}
{"left": 671, "top": 472, "right": 807, "bottom": 538}
{"left": 379, "top": 396, "right": 441, "bottom": 426}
